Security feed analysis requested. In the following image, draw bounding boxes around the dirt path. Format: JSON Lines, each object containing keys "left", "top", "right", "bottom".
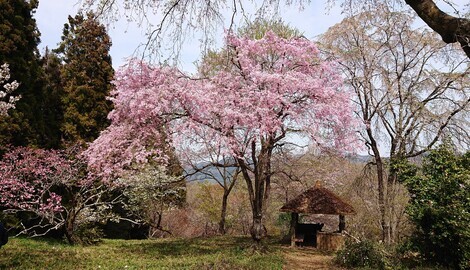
{"left": 281, "top": 247, "right": 343, "bottom": 270}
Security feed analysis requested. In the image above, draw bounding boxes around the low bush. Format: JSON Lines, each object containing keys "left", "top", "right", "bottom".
{"left": 72, "top": 224, "right": 104, "bottom": 246}
{"left": 334, "top": 239, "right": 391, "bottom": 269}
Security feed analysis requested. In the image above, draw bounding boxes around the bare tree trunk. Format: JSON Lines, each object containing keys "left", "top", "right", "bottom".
{"left": 218, "top": 190, "right": 229, "bottom": 235}
{"left": 250, "top": 212, "right": 267, "bottom": 244}
{"left": 218, "top": 169, "right": 239, "bottom": 235}
{"left": 250, "top": 170, "right": 267, "bottom": 244}
{"left": 237, "top": 139, "right": 273, "bottom": 247}
{"left": 65, "top": 210, "right": 78, "bottom": 245}
{"left": 367, "top": 128, "right": 389, "bottom": 244}
{"left": 386, "top": 161, "right": 403, "bottom": 243}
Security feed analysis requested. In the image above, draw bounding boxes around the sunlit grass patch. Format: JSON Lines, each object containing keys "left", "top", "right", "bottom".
{"left": 0, "top": 236, "right": 283, "bottom": 269}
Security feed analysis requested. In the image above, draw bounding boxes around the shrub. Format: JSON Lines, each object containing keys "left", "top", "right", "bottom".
{"left": 72, "top": 224, "right": 103, "bottom": 246}
{"left": 398, "top": 145, "right": 470, "bottom": 270}
{"left": 334, "top": 239, "right": 390, "bottom": 269}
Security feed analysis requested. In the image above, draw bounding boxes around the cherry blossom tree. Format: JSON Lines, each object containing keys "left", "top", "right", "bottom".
{"left": 0, "top": 63, "right": 20, "bottom": 116}
{"left": 85, "top": 31, "right": 357, "bottom": 244}
{"left": 180, "top": 19, "right": 300, "bottom": 236}
{"left": 0, "top": 147, "right": 64, "bottom": 211}
{"left": 0, "top": 147, "right": 69, "bottom": 235}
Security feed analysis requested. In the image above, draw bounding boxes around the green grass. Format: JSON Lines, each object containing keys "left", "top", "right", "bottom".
{"left": 0, "top": 236, "right": 284, "bottom": 269}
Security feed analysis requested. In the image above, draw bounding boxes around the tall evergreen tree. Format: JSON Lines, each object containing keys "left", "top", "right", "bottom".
{"left": 0, "top": 0, "right": 45, "bottom": 148}
{"left": 40, "top": 48, "right": 64, "bottom": 148}
{"left": 55, "top": 12, "right": 114, "bottom": 145}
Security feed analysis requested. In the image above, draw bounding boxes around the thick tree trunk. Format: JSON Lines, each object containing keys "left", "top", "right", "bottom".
{"left": 405, "top": 0, "right": 470, "bottom": 59}
{"left": 237, "top": 143, "right": 270, "bottom": 245}
{"left": 238, "top": 157, "right": 266, "bottom": 244}
{"left": 250, "top": 170, "right": 267, "bottom": 244}
{"left": 250, "top": 213, "right": 267, "bottom": 244}
{"left": 237, "top": 137, "right": 278, "bottom": 247}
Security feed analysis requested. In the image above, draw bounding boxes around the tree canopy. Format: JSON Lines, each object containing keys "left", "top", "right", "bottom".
{"left": 0, "top": 0, "right": 45, "bottom": 147}
{"left": 82, "top": 0, "right": 470, "bottom": 59}
{"left": 85, "top": 31, "right": 356, "bottom": 179}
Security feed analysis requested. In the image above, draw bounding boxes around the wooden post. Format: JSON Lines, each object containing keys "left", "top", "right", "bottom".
{"left": 290, "top": 213, "right": 298, "bottom": 247}
{"left": 339, "top": 214, "right": 345, "bottom": 232}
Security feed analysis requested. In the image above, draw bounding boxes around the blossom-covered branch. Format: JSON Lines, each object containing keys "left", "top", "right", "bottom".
{"left": 0, "top": 146, "right": 121, "bottom": 244}
{"left": 0, "top": 63, "right": 20, "bottom": 116}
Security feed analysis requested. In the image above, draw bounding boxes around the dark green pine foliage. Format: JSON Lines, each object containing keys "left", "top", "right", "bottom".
{"left": 0, "top": 0, "right": 45, "bottom": 148}
{"left": 55, "top": 12, "right": 113, "bottom": 145}
{"left": 40, "top": 48, "right": 64, "bottom": 148}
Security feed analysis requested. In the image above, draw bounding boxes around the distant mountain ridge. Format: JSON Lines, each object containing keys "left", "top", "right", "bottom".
{"left": 184, "top": 154, "right": 372, "bottom": 182}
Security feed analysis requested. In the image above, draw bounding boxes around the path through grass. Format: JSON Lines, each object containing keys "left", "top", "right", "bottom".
{"left": 281, "top": 246, "right": 342, "bottom": 270}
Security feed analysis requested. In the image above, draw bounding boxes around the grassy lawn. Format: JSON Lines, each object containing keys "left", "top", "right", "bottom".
{"left": 0, "top": 236, "right": 286, "bottom": 269}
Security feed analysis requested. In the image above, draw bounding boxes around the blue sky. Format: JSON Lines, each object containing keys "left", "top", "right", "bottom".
{"left": 34, "top": 1, "right": 344, "bottom": 72}
{"left": 34, "top": 0, "right": 467, "bottom": 72}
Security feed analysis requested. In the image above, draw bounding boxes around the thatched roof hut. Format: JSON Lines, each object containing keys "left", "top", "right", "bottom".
{"left": 280, "top": 181, "right": 355, "bottom": 249}
{"left": 280, "top": 182, "right": 356, "bottom": 215}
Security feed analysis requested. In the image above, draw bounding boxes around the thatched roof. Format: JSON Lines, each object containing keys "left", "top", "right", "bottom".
{"left": 280, "top": 182, "right": 356, "bottom": 215}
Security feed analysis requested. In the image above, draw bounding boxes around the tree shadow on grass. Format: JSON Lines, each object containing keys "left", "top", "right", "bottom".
{"left": 112, "top": 237, "right": 227, "bottom": 257}
{"left": 111, "top": 235, "right": 271, "bottom": 257}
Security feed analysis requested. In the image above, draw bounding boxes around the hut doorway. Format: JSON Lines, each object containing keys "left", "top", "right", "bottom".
{"left": 290, "top": 213, "right": 324, "bottom": 247}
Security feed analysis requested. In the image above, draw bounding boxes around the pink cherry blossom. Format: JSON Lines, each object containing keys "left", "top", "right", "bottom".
{"left": 0, "top": 147, "right": 74, "bottom": 216}
{"left": 85, "top": 31, "right": 358, "bottom": 180}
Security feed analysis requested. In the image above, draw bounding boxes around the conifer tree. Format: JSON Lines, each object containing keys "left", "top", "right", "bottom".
{"left": 40, "top": 48, "right": 64, "bottom": 148}
{"left": 55, "top": 12, "right": 114, "bottom": 145}
{"left": 0, "top": 0, "right": 45, "bottom": 147}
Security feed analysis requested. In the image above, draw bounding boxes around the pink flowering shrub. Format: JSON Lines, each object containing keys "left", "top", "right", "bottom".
{"left": 0, "top": 146, "right": 119, "bottom": 244}
{"left": 0, "top": 147, "right": 71, "bottom": 217}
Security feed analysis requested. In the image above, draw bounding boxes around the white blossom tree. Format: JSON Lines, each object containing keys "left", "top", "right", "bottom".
{"left": 320, "top": 8, "right": 470, "bottom": 244}
{"left": 0, "top": 63, "right": 20, "bottom": 116}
